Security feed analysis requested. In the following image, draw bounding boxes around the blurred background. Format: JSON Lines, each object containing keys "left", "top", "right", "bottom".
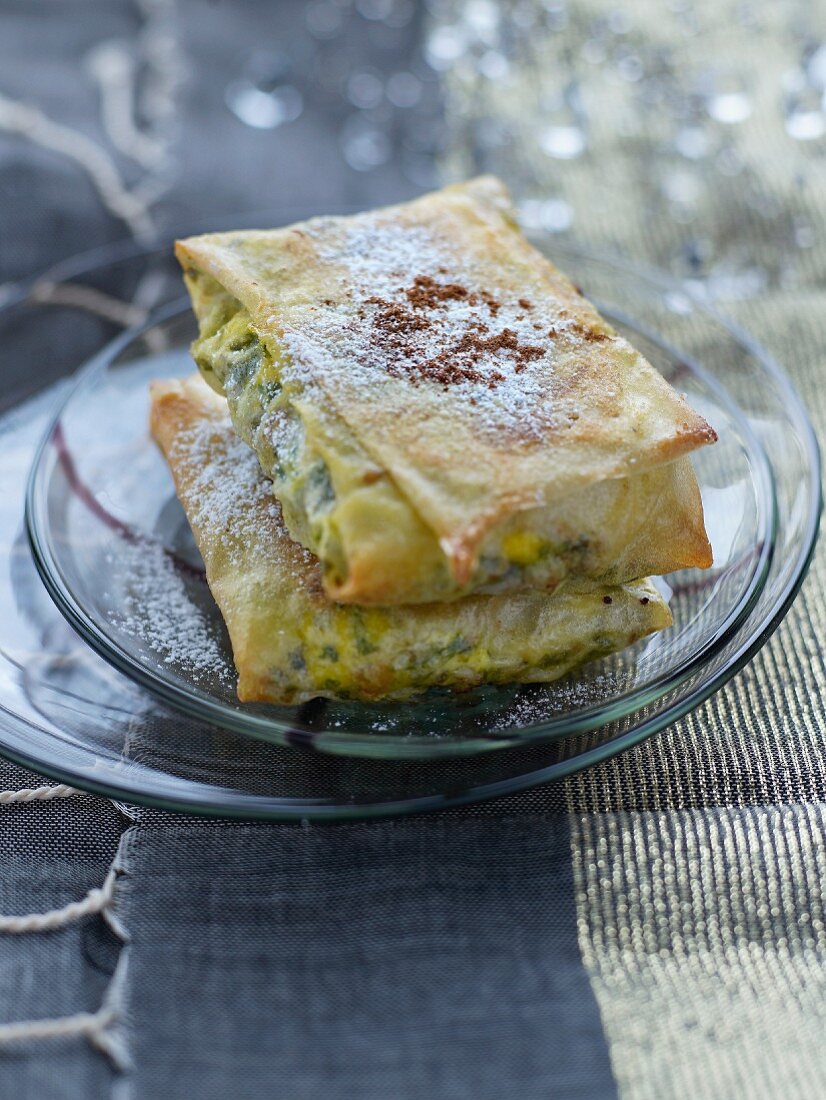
{"left": 2, "top": 0, "right": 825, "bottom": 297}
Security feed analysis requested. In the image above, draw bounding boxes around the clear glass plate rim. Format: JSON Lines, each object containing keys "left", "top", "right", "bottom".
{"left": 25, "top": 288, "right": 780, "bottom": 755}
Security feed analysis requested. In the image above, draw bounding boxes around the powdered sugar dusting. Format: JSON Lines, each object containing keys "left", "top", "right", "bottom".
{"left": 266, "top": 405, "right": 303, "bottom": 472}
{"left": 281, "top": 218, "right": 590, "bottom": 441}
{"left": 114, "top": 538, "right": 228, "bottom": 679}
{"left": 171, "top": 410, "right": 280, "bottom": 566}
{"left": 323, "top": 221, "right": 437, "bottom": 292}
{"left": 170, "top": 407, "right": 320, "bottom": 589}
{"left": 488, "top": 672, "right": 625, "bottom": 731}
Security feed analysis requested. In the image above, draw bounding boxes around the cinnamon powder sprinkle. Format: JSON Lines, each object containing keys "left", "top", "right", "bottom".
{"left": 403, "top": 273, "right": 502, "bottom": 316}
{"left": 405, "top": 274, "right": 470, "bottom": 309}
{"left": 366, "top": 276, "right": 545, "bottom": 390}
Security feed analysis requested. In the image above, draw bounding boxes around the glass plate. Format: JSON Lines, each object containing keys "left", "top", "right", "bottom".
{"left": 27, "top": 301, "right": 773, "bottom": 758}
{"left": 0, "top": 238, "right": 817, "bottom": 818}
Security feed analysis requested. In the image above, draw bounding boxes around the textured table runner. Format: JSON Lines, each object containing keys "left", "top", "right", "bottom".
{"left": 0, "top": 2, "right": 824, "bottom": 1097}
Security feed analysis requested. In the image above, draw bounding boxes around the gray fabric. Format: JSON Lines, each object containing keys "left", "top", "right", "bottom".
{"left": 116, "top": 818, "right": 615, "bottom": 1100}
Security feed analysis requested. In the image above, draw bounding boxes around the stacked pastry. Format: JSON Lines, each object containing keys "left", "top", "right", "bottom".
{"left": 150, "top": 178, "right": 716, "bottom": 704}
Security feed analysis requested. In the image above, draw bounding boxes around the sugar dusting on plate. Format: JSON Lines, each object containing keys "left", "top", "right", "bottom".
{"left": 113, "top": 537, "right": 229, "bottom": 680}
{"left": 488, "top": 673, "right": 624, "bottom": 731}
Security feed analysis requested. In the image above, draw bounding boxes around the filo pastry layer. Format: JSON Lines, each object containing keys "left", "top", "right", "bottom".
{"left": 176, "top": 177, "right": 715, "bottom": 606}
